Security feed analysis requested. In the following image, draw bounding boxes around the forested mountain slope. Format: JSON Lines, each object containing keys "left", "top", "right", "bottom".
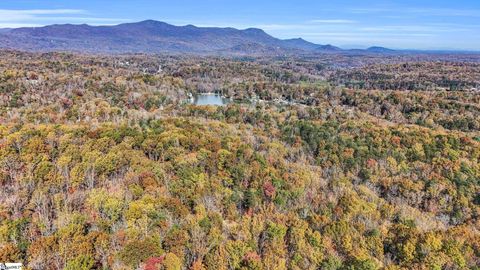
{"left": 0, "top": 20, "right": 340, "bottom": 55}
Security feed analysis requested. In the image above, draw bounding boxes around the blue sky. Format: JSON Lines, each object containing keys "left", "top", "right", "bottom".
{"left": 1, "top": 0, "right": 479, "bottom": 50}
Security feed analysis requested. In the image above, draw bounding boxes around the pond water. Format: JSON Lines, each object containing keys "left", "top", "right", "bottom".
{"left": 192, "top": 94, "right": 231, "bottom": 106}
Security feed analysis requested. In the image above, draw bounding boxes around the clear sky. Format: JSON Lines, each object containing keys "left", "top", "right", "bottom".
{"left": 1, "top": 0, "right": 479, "bottom": 50}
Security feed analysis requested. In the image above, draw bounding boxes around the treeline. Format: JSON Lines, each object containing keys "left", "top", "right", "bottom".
{"left": 338, "top": 89, "right": 480, "bottom": 132}
{"left": 330, "top": 62, "right": 480, "bottom": 91}
{"left": 3, "top": 52, "right": 480, "bottom": 133}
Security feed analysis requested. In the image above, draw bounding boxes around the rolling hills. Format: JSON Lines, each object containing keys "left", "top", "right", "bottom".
{"left": 0, "top": 20, "right": 357, "bottom": 55}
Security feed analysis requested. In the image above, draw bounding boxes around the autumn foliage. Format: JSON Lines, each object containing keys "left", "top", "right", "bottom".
{"left": 0, "top": 51, "right": 479, "bottom": 269}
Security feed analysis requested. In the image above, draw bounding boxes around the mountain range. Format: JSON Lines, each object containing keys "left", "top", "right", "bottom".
{"left": 0, "top": 20, "right": 393, "bottom": 55}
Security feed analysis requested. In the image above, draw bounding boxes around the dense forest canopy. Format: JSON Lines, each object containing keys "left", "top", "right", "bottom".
{"left": 0, "top": 50, "right": 479, "bottom": 269}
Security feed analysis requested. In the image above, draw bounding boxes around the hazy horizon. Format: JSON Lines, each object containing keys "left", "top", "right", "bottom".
{"left": 2, "top": 19, "right": 479, "bottom": 52}
{"left": 0, "top": 0, "right": 479, "bottom": 51}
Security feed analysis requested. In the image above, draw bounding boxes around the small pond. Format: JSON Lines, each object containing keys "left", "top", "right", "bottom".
{"left": 192, "top": 94, "right": 231, "bottom": 106}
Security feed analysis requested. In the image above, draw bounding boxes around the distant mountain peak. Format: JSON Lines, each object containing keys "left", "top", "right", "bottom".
{"left": 243, "top": 28, "right": 268, "bottom": 35}
{"left": 367, "top": 46, "right": 395, "bottom": 52}
{"left": 137, "top": 19, "right": 164, "bottom": 24}
{"left": 0, "top": 20, "right": 393, "bottom": 55}
{"left": 317, "top": 44, "right": 342, "bottom": 51}
{"left": 244, "top": 27, "right": 264, "bottom": 32}
{"left": 282, "top": 38, "right": 320, "bottom": 51}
